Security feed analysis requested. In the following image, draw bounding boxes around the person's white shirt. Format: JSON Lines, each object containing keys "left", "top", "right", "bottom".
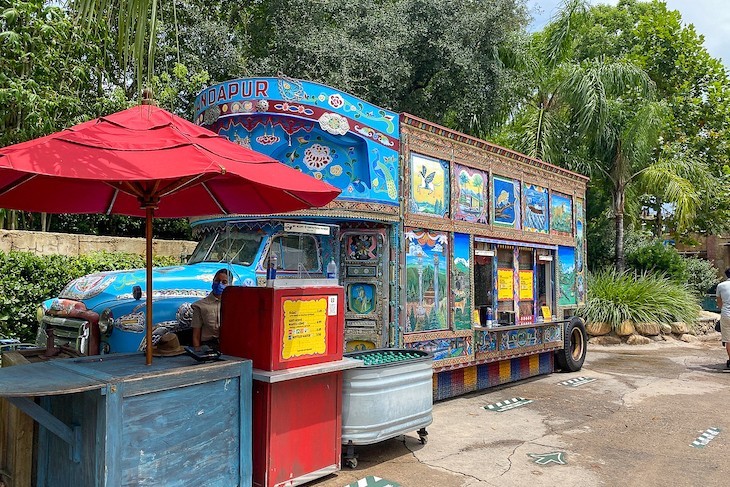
{"left": 717, "top": 279, "right": 730, "bottom": 318}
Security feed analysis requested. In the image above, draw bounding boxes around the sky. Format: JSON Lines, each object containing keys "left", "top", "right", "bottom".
{"left": 528, "top": 0, "right": 730, "bottom": 67}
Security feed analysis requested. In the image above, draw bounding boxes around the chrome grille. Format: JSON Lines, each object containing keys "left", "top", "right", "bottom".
{"left": 41, "top": 316, "right": 88, "bottom": 352}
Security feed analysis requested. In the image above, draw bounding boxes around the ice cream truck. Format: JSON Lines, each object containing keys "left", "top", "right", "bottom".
{"left": 37, "top": 75, "right": 589, "bottom": 399}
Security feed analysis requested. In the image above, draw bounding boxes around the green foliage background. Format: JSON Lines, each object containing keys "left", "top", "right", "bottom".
{"left": 0, "top": 251, "right": 178, "bottom": 342}
{"left": 578, "top": 269, "right": 700, "bottom": 328}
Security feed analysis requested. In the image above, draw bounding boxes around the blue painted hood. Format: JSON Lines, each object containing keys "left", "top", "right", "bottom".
{"left": 56, "top": 262, "right": 245, "bottom": 311}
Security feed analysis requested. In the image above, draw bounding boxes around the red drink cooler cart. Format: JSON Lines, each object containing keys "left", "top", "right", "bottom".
{"left": 220, "top": 284, "right": 357, "bottom": 487}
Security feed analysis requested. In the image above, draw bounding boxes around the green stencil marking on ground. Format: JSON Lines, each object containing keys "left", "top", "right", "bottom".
{"left": 691, "top": 427, "right": 720, "bottom": 448}
{"left": 528, "top": 452, "right": 567, "bottom": 466}
{"left": 346, "top": 476, "right": 401, "bottom": 487}
{"left": 558, "top": 376, "right": 597, "bottom": 387}
{"left": 484, "top": 397, "right": 533, "bottom": 412}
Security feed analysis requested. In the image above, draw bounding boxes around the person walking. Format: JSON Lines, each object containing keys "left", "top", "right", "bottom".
{"left": 717, "top": 268, "right": 730, "bottom": 369}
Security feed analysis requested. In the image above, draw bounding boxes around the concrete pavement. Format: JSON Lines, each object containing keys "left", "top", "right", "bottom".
{"left": 310, "top": 338, "right": 730, "bottom": 487}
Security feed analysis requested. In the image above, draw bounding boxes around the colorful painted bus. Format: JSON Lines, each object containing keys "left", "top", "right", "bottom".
{"left": 37, "top": 75, "right": 588, "bottom": 400}
{"left": 194, "top": 76, "right": 589, "bottom": 399}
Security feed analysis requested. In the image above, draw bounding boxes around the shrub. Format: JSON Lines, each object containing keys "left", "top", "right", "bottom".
{"left": 684, "top": 257, "right": 721, "bottom": 297}
{"left": 578, "top": 269, "right": 700, "bottom": 329}
{"left": 625, "top": 241, "right": 687, "bottom": 281}
{"left": 0, "top": 251, "right": 178, "bottom": 343}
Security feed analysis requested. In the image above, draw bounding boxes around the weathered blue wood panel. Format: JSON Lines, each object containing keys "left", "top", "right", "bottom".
{"left": 104, "top": 382, "right": 123, "bottom": 486}
{"left": 121, "top": 377, "right": 241, "bottom": 486}
{"left": 0, "top": 355, "right": 252, "bottom": 487}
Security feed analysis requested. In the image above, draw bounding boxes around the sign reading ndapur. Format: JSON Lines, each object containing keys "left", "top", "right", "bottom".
{"left": 281, "top": 297, "right": 327, "bottom": 359}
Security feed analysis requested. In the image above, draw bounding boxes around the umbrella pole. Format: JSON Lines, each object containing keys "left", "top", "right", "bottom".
{"left": 145, "top": 207, "right": 153, "bottom": 365}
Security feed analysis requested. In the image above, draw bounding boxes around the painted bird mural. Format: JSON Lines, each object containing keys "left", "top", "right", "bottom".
{"left": 419, "top": 165, "right": 436, "bottom": 193}
{"left": 496, "top": 190, "right": 511, "bottom": 207}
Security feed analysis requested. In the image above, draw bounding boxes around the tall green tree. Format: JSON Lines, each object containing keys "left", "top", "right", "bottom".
{"left": 246, "top": 0, "right": 529, "bottom": 134}
{"left": 572, "top": 0, "right": 730, "bottom": 237}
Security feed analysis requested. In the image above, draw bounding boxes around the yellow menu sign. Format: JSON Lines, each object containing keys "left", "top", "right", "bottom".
{"left": 282, "top": 298, "right": 327, "bottom": 359}
{"left": 519, "top": 270, "right": 534, "bottom": 300}
{"left": 497, "top": 269, "right": 514, "bottom": 301}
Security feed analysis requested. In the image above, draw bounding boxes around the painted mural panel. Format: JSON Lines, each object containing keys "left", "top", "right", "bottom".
{"left": 453, "top": 164, "right": 488, "bottom": 224}
{"left": 551, "top": 192, "right": 573, "bottom": 235}
{"left": 557, "top": 246, "right": 577, "bottom": 306}
{"left": 523, "top": 183, "right": 549, "bottom": 233}
{"left": 492, "top": 176, "right": 519, "bottom": 228}
{"left": 405, "top": 228, "right": 449, "bottom": 332}
{"left": 405, "top": 335, "right": 473, "bottom": 362}
{"left": 576, "top": 199, "right": 586, "bottom": 305}
{"left": 347, "top": 283, "right": 375, "bottom": 314}
{"left": 410, "top": 154, "right": 449, "bottom": 217}
{"left": 452, "top": 233, "right": 472, "bottom": 330}
{"left": 195, "top": 77, "right": 400, "bottom": 206}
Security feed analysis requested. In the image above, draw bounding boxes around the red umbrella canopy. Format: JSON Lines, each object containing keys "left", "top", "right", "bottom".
{"left": 0, "top": 104, "right": 340, "bottom": 365}
{"left": 0, "top": 105, "right": 340, "bottom": 215}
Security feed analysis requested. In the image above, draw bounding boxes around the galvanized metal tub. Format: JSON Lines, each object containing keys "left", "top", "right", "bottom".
{"left": 341, "top": 349, "right": 433, "bottom": 447}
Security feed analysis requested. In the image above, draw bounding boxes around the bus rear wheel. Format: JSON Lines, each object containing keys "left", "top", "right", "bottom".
{"left": 555, "top": 317, "right": 587, "bottom": 372}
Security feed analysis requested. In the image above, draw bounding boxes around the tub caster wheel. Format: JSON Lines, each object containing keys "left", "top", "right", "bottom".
{"left": 418, "top": 427, "right": 428, "bottom": 444}
{"left": 345, "top": 457, "right": 358, "bottom": 469}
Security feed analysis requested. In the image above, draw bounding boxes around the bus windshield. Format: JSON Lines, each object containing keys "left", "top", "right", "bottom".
{"left": 188, "top": 228, "right": 264, "bottom": 266}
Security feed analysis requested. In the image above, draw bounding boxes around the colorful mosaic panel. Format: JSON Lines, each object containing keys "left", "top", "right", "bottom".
{"left": 432, "top": 353, "right": 554, "bottom": 400}
{"left": 405, "top": 228, "right": 449, "bottom": 332}
{"left": 409, "top": 154, "right": 449, "bottom": 217}
{"left": 346, "top": 233, "right": 378, "bottom": 261}
{"left": 500, "top": 327, "right": 540, "bottom": 351}
{"left": 558, "top": 246, "right": 577, "bottom": 306}
{"left": 452, "top": 233, "right": 472, "bottom": 330}
{"left": 523, "top": 183, "right": 549, "bottom": 233}
{"left": 543, "top": 324, "right": 562, "bottom": 343}
{"left": 476, "top": 330, "right": 498, "bottom": 354}
{"left": 551, "top": 192, "right": 573, "bottom": 235}
{"left": 453, "top": 164, "right": 488, "bottom": 224}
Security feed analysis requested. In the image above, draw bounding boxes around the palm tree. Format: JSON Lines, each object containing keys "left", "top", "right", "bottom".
{"left": 499, "top": 0, "right": 707, "bottom": 270}
{"left": 73, "top": 0, "right": 165, "bottom": 94}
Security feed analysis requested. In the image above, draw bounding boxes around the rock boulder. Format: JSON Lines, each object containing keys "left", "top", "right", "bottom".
{"left": 615, "top": 320, "right": 635, "bottom": 336}
{"left": 626, "top": 334, "right": 652, "bottom": 345}
{"left": 634, "top": 322, "right": 661, "bottom": 336}
{"left": 670, "top": 322, "right": 689, "bottom": 334}
{"left": 586, "top": 321, "right": 612, "bottom": 336}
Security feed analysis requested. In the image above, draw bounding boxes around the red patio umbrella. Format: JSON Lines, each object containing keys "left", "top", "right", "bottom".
{"left": 0, "top": 103, "right": 340, "bottom": 364}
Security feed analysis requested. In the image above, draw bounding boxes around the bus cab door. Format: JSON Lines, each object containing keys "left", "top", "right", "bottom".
{"left": 339, "top": 229, "right": 389, "bottom": 351}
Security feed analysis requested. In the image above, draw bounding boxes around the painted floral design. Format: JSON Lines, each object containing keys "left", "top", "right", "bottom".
{"left": 318, "top": 112, "right": 350, "bottom": 135}
{"left": 328, "top": 94, "right": 345, "bottom": 109}
{"left": 303, "top": 143, "right": 332, "bottom": 170}
{"left": 329, "top": 165, "right": 343, "bottom": 176}
{"left": 255, "top": 133, "right": 281, "bottom": 145}
{"left": 255, "top": 99, "right": 269, "bottom": 112}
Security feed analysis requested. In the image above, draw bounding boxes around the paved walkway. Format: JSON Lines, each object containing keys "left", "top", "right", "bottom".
{"left": 311, "top": 338, "right": 730, "bottom": 487}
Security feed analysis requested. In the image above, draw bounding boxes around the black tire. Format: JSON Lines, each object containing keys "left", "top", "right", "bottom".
{"left": 555, "top": 317, "right": 587, "bottom": 372}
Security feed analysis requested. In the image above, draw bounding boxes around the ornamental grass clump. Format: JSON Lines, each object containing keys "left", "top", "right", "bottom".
{"left": 578, "top": 269, "right": 699, "bottom": 329}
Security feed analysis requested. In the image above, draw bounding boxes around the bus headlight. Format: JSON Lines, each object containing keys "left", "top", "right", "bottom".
{"left": 99, "top": 308, "right": 114, "bottom": 335}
